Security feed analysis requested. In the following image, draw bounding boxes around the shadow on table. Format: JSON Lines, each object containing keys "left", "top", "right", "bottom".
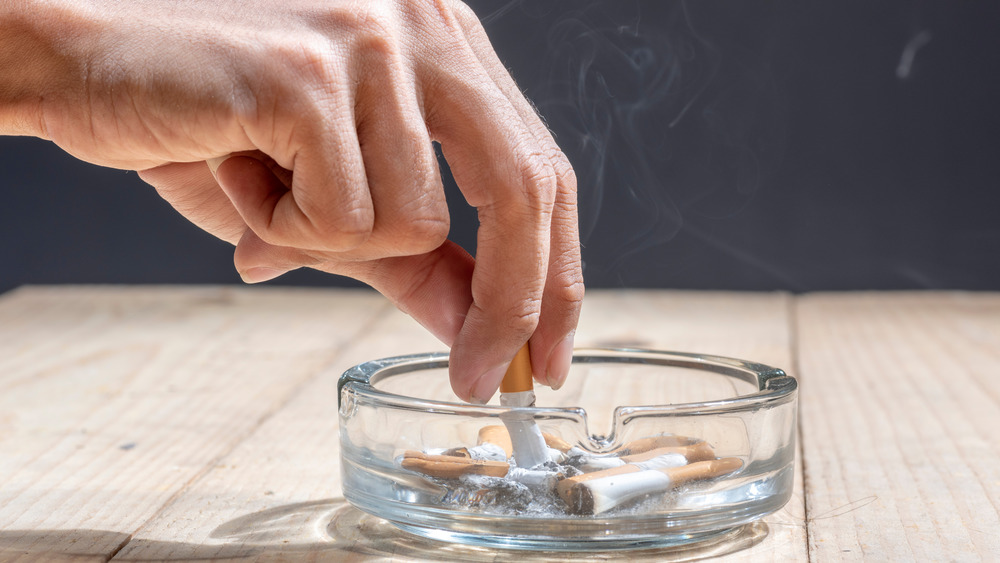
{"left": 0, "top": 499, "right": 768, "bottom": 561}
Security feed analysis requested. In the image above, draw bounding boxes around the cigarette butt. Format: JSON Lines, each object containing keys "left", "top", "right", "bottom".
{"left": 467, "top": 443, "right": 509, "bottom": 462}
{"left": 506, "top": 467, "right": 564, "bottom": 487}
{"left": 477, "top": 425, "right": 513, "bottom": 459}
{"left": 557, "top": 457, "right": 743, "bottom": 515}
{"left": 664, "top": 457, "right": 743, "bottom": 486}
{"left": 543, "top": 432, "right": 574, "bottom": 453}
{"left": 400, "top": 450, "right": 510, "bottom": 479}
{"left": 442, "top": 446, "right": 471, "bottom": 458}
{"left": 613, "top": 435, "right": 704, "bottom": 456}
{"left": 621, "top": 443, "right": 716, "bottom": 464}
{"left": 675, "top": 441, "right": 717, "bottom": 463}
{"left": 561, "top": 461, "right": 643, "bottom": 488}
{"left": 575, "top": 443, "right": 717, "bottom": 473}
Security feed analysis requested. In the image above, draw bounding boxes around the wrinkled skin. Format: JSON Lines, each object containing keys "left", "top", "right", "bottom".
{"left": 2, "top": 0, "right": 583, "bottom": 402}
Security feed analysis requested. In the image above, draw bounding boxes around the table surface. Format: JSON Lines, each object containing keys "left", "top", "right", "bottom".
{"left": 0, "top": 286, "right": 997, "bottom": 562}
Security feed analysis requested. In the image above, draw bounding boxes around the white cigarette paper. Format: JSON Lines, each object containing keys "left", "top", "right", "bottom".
{"left": 499, "top": 390, "right": 550, "bottom": 469}
{"left": 467, "top": 443, "right": 508, "bottom": 462}
{"left": 558, "top": 457, "right": 743, "bottom": 515}
{"left": 584, "top": 469, "right": 675, "bottom": 515}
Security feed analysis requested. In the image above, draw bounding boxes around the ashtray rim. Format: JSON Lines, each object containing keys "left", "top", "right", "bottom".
{"left": 338, "top": 347, "right": 797, "bottom": 416}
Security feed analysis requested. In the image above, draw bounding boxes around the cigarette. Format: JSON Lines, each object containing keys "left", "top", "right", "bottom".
{"left": 557, "top": 457, "right": 743, "bottom": 515}
{"left": 400, "top": 450, "right": 510, "bottom": 479}
{"left": 498, "top": 344, "right": 551, "bottom": 469}
{"left": 576, "top": 446, "right": 704, "bottom": 472}
{"left": 505, "top": 467, "right": 564, "bottom": 488}
{"left": 479, "top": 424, "right": 565, "bottom": 464}
{"left": 477, "top": 425, "right": 513, "bottom": 459}
{"left": 613, "top": 435, "right": 706, "bottom": 456}
{"left": 542, "top": 432, "right": 574, "bottom": 453}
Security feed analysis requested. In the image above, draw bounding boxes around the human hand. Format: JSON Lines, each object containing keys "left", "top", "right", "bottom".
{"left": 4, "top": 0, "right": 582, "bottom": 402}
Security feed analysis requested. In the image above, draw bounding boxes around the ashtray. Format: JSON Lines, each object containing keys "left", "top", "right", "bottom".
{"left": 338, "top": 348, "right": 797, "bottom": 551}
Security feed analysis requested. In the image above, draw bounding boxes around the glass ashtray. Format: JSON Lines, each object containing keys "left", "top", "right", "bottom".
{"left": 338, "top": 348, "right": 797, "bottom": 551}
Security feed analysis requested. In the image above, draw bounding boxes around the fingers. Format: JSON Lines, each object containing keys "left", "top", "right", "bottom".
{"left": 421, "top": 52, "right": 559, "bottom": 402}
{"left": 329, "top": 241, "right": 477, "bottom": 347}
{"left": 424, "top": 8, "right": 583, "bottom": 399}
{"left": 220, "top": 98, "right": 376, "bottom": 253}
{"left": 139, "top": 161, "right": 248, "bottom": 245}
{"left": 235, "top": 227, "right": 476, "bottom": 348}
{"left": 352, "top": 44, "right": 450, "bottom": 257}
{"left": 454, "top": 10, "right": 583, "bottom": 390}
{"left": 220, "top": 153, "right": 477, "bottom": 348}
{"left": 461, "top": 6, "right": 583, "bottom": 389}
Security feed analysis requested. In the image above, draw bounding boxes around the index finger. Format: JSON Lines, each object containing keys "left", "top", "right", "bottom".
{"left": 451, "top": 5, "right": 584, "bottom": 390}
{"left": 424, "top": 60, "right": 558, "bottom": 403}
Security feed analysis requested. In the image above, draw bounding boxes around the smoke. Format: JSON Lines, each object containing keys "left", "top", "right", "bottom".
{"left": 478, "top": 0, "right": 787, "bottom": 283}
{"left": 896, "top": 30, "right": 932, "bottom": 79}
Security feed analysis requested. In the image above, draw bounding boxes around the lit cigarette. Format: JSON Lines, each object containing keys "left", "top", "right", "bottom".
{"left": 557, "top": 457, "right": 743, "bottom": 515}
{"left": 498, "top": 345, "right": 550, "bottom": 469}
{"left": 400, "top": 450, "right": 509, "bottom": 479}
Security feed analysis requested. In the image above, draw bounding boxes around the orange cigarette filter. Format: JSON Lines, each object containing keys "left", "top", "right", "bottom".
{"left": 499, "top": 344, "right": 534, "bottom": 394}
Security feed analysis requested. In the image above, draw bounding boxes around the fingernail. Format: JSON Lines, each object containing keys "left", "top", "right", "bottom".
{"left": 206, "top": 156, "right": 230, "bottom": 177}
{"left": 546, "top": 332, "right": 575, "bottom": 390}
{"left": 240, "top": 267, "right": 287, "bottom": 284}
{"left": 469, "top": 363, "right": 508, "bottom": 405}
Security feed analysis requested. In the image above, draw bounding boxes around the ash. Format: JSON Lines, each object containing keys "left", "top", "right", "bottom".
{"left": 436, "top": 461, "right": 583, "bottom": 516}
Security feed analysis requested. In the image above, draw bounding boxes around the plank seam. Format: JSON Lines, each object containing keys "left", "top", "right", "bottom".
{"left": 105, "top": 532, "right": 133, "bottom": 563}
{"left": 790, "top": 295, "right": 813, "bottom": 563}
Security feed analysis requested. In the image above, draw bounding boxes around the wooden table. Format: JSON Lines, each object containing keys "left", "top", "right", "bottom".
{"left": 0, "top": 286, "right": 997, "bottom": 561}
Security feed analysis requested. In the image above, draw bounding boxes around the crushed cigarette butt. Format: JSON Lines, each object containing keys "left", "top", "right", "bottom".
{"left": 557, "top": 457, "right": 743, "bottom": 515}
{"left": 400, "top": 450, "right": 509, "bottom": 479}
{"left": 400, "top": 426, "right": 742, "bottom": 516}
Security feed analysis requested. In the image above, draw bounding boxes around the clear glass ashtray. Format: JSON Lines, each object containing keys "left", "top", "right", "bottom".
{"left": 338, "top": 348, "right": 797, "bottom": 551}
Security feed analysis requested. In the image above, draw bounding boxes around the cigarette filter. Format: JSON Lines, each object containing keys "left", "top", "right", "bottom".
{"left": 613, "top": 435, "right": 704, "bottom": 456}
{"left": 401, "top": 450, "right": 510, "bottom": 479}
{"left": 558, "top": 457, "right": 743, "bottom": 515}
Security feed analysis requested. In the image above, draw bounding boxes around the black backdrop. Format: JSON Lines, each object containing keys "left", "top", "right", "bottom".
{"left": 2, "top": 0, "right": 998, "bottom": 293}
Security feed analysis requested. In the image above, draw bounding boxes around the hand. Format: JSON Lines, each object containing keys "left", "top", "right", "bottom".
{"left": 4, "top": 0, "right": 583, "bottom": 402}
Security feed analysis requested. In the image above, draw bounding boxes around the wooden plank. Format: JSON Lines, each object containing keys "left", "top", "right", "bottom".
{"left": 112, "top": 290, "right": 806, "bottom": 561}
{"left": 0, "top": 286, "right": 388, "bottom": 561}
{"left": 796, "top": 292, "right": 1000, "bottom": 561}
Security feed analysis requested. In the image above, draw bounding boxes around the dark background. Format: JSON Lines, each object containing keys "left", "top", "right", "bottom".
{"left": 2, "top": 0, "right": 998, "bottom": 294}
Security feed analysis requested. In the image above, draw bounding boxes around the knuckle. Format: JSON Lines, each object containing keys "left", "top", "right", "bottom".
{"left": 447, "top": 0, "right": 481, "bottom": 31}
{"left": 275, "top": 36, "right": 338, "bottom": 87}
{"left": 552, "top": 153, "right": 578, "bottom": 196}
{"left": 352, "top": 10, "right": 401, "bottom": 59}
{"left": 505, "top": 298, "right": 542, "bottom": 336}
{"left": 411, "top": 215, "right": 451, "bottom": 249}
{"left": 551, "top": 271, "right": 586, "bottom": 310}
{"left": 389, "top": 215, "right": 451, "bottom": 255}
{"left": 317, "top": 205, "right": 375, "bottom": 249}
{"left": 409, "top": 0, "right": 476, "bottom": 30}
{"left": 520, "top": 153, "right": 559, "bottom": 208}
{"left": 290, "top": 200, "right": 373, "bottom": 251}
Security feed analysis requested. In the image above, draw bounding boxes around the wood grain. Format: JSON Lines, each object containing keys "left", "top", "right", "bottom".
{"left": 20, "top": 287, "right": 984, "bottom": 560}
{"left": 796, "top": 292, "right": 1000, "bottom": 561}
{"left": 0, "top": 286, "right": 388, "bottom": 561}
{"left": 105, "top": 289, "right": 804, "bottom": 562}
